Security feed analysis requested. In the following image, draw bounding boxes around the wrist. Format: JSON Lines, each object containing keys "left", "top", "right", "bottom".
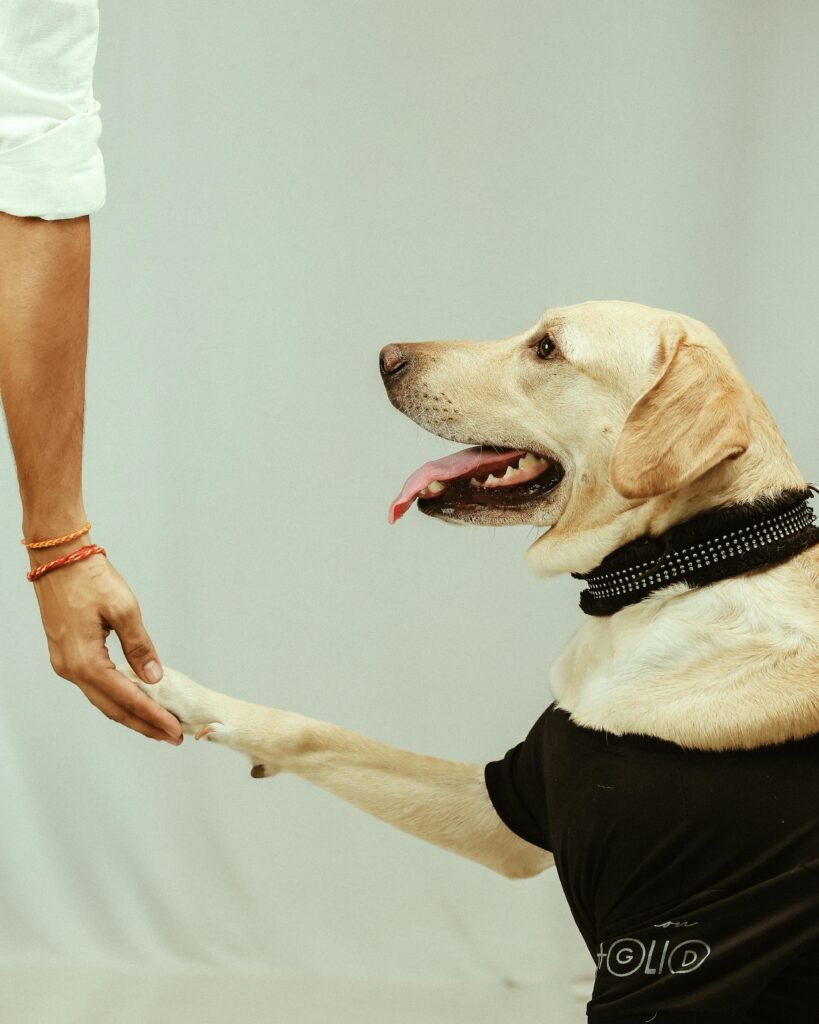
{"left": 21, "top": 504, "right": 88, "bottom": 543}
{"left": 21, "top": 511, "right": 93, "bottom": 567}
{"left": 250, "top": 707, "right": 328, "bottom": 776}
{"left": 286, "top": 716, "right": 334, "bottom": 776}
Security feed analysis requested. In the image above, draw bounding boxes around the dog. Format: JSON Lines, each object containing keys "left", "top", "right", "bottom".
{"left": 120, "top": 300, "right": 819, "bottom": 1021}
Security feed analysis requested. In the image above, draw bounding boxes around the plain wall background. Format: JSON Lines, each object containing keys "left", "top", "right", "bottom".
{"left": 2, "top": 1, "right": 819, "bottom": 1021}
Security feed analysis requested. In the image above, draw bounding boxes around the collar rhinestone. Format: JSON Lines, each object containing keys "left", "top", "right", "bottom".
{"left": 572, "top": 488, "right": 819, "bottom": 617}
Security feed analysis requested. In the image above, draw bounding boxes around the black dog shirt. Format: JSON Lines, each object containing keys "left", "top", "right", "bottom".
{"left": 484, "top": 702, "right": 819, "bottom": 1022}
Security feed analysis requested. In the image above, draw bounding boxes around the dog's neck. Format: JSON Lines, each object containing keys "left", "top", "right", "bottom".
{"left": 572, "top": 488, "right": 819, "bottom": 616}
{"left": 543, "top": 410, "right": 819, "bottom": 750}
{"left": 549, "top": 476, "right": 819, "bottom": 749}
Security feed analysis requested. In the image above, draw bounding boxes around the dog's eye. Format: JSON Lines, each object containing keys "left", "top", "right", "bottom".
{"left": 535, "top": 334, "right": 557, "bottom": 360}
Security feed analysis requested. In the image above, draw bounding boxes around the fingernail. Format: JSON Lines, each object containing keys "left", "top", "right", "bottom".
{"left": 144, "top": 660, "right": 163, "bottom": 684}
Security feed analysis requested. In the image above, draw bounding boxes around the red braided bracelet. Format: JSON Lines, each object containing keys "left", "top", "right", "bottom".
{"left": 26, "top": 543, "right": 107, "bottom": 582}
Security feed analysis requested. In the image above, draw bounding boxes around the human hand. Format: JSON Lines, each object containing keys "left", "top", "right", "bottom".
{"left": 27, "top": 539, "right": 183, "bottom": 744}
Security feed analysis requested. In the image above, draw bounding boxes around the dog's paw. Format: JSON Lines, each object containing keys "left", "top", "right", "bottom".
{"left": 116, "top": 662, "right": 221, "bottom": 734}
{"left": 118, "top": 663, "right": 288, "bottom": 778}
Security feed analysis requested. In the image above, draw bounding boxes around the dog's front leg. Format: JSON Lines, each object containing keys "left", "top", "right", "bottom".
{"left": 282, "top": 717, "right": 554, "bottom": 880}
{"left": 118, "top": 664, "right": 553, "bottom": 880}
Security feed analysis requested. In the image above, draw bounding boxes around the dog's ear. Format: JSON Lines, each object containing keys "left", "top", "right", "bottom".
{"left": 610, "top": 318, "right": 750, "bottom": 500}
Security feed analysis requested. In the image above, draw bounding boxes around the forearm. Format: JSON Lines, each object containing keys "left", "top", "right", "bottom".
{"left": 0, "top": 211, "right": 90, "bottom": 543}
{"left": 292, "top": 717, "right": 552, "bottom": 879}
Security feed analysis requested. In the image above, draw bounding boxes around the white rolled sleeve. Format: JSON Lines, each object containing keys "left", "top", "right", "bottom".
{"left": 0, "top": 0, "right": 105, "bottom": 219}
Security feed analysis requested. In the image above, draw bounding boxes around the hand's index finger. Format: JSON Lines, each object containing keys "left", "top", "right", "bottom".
{"left": 78, "top": 681, "right": 177, "bottom": 743}
{"left": 92, "top": 665, "right": 183, "bottom": 741}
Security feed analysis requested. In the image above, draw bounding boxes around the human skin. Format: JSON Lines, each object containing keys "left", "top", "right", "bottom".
{"left": 0, "top": 210, "right": 182, "bottom": 743}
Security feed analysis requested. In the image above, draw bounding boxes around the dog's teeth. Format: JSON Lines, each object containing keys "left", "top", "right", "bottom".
{"left": 467, "top": 454, "right": 550, "bottom": 490}
{"left": 419, "top": 480, "right": 446, "bottom": 497}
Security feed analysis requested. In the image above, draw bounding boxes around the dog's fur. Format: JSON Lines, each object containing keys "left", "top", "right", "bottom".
{"left": 120, "top": 300, "right": 819, "bottom": 882}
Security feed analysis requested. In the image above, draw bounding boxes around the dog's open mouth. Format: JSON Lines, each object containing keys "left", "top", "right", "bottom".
{"left": 388, "top": 446, "right": 565, "bottom": 523}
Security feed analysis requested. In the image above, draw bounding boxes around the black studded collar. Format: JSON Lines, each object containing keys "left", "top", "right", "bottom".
{"left": 572, "top": 487, "right": 819, "bottom": 617}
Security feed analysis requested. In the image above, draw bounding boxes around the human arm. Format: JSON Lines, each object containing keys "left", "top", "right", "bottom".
{"left": 0, "top": 211, "right": 181, "bottom": 743}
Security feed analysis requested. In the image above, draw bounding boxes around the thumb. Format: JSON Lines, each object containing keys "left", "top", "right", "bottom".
{"left": 110, "top": 603, "right": 164, "bottom": 685}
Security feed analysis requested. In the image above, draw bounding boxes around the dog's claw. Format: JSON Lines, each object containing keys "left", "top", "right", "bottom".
{"left": 195, "top": 724, "right": 218, "bottom": 741}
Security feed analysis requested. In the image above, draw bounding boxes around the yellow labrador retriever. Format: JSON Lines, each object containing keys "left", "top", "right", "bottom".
{"left": 121, "top": 300, "right": 819, "bottom": 1022}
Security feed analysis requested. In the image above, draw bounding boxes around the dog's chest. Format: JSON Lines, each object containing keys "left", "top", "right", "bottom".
{"left": 549, "top": 571, "right": 819, "bottom": 748}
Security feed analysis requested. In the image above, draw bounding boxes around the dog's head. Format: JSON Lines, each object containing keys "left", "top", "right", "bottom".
{"left": 381, "top": 300, "right": 803, "bottom": 575}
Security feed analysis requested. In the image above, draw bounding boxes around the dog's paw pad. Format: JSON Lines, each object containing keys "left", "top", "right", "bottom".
{"left": 250, "top": 763, "right": 278, "bottom": 779}
{"left": 194, "top": 722, "right": 226, "bottom": 742}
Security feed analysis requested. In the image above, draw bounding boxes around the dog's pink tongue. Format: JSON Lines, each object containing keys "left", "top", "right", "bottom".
{"left": 388, "top": 447, "right": 526, "bottom": 523}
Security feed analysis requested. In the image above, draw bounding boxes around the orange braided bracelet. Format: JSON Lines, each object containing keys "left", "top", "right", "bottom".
{"left": 21, "top": 521, "right": 91, "bottom": 549}
{"left": 26, "top": 544, "right": 107, "bottom": 582}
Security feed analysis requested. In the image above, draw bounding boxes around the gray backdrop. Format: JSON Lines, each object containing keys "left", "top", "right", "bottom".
{"left": 2, "top": 2, "right": 818, "bottom": 1022}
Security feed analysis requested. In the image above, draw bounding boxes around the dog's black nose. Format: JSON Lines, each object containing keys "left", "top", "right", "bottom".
{"left": 379, "top": 344, "right": 408, "bottom": 379}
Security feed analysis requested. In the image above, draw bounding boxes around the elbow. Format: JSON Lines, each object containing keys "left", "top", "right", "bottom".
{"left": 497, "top": 850, "right": 555, "bottom": 879}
